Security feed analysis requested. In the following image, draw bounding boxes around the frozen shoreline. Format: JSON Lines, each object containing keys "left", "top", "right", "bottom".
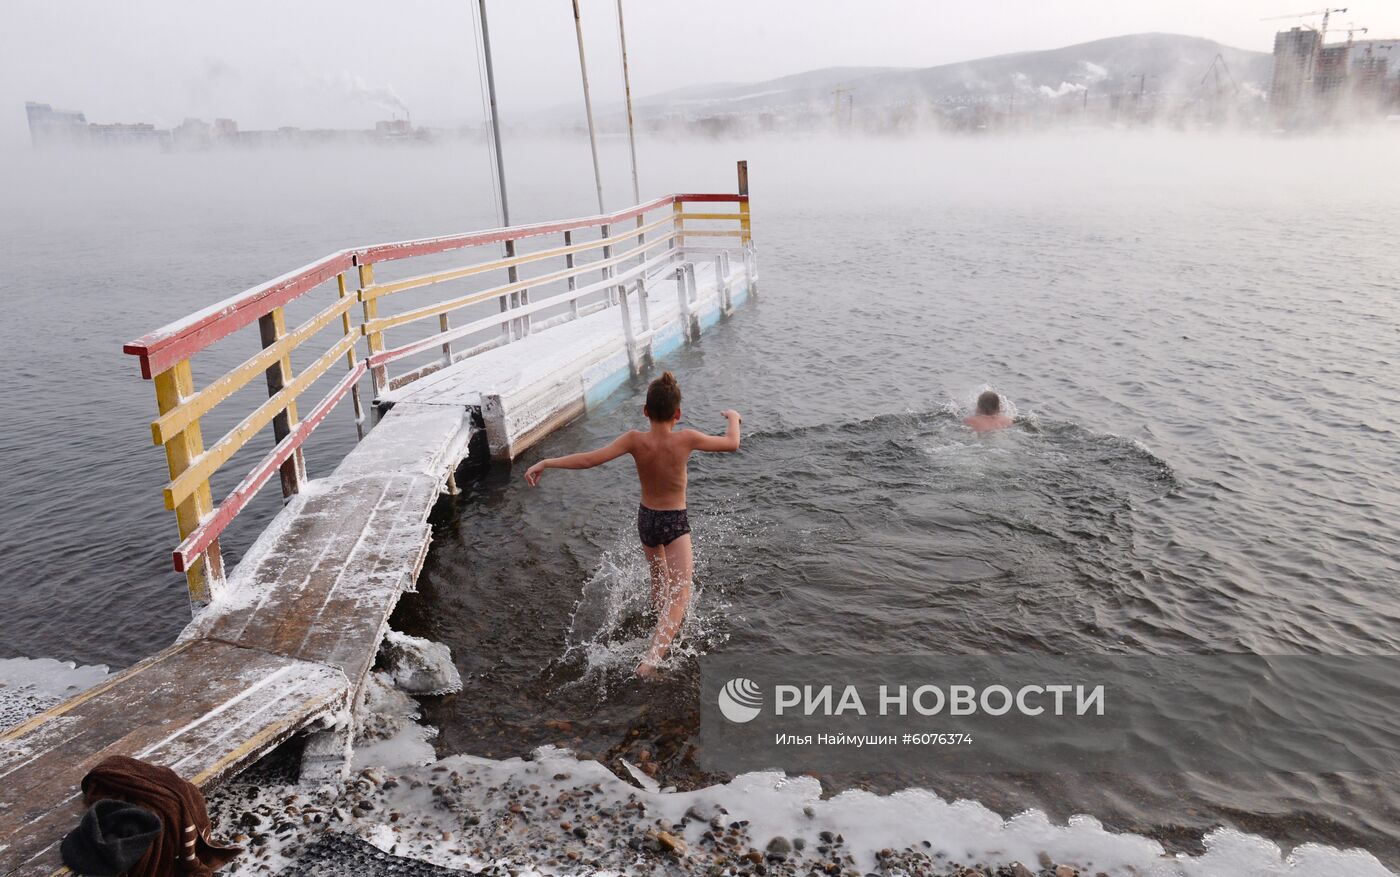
{"left": 5, "top": 659, "right": 1395, "bottom": 877}
{"left": 214, "top": 666, "right": 1396, "bottom": 877}
{"left": 208, "top": 746, "right": 1397, "bottom": 877}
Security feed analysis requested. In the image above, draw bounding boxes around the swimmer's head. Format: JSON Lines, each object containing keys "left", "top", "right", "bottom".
{"left": 976, "top": 390, "right": 1001, "bottom": 416}
{"left": 645, "top": 371, "right": 682, "bottom": 422}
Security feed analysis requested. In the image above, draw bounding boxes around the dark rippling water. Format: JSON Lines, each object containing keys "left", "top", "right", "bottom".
{"left": 4, "top": 133, "right": 1399, "bottom": 863}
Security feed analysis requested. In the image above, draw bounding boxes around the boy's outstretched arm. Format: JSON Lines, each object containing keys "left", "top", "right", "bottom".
{"left": 524, "top": 432, "right": 634, "bottom": 486}
{"left": 687, "top": 410, "right": 742, "bottom": 453}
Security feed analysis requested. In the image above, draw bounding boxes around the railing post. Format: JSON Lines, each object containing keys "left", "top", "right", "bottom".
{"left": 737, "top": 160, "right": 751, "bottom": 245}
{"left": 508, "top": 239, "right": 531, "bottom": 337}
{"left": 358, "top": 262, "right": 388, "bottom": 399}
{"left": 683, "top": 262, "right": 701, "bottom": 337}
{"left": 501, "top": 240, "right": 518, "bottom": 342}
{"left": 684, "top": 261, "right": 698, "bottom": 302}
{"left": 336, "top": 273, "right": 366, "bottom": 440}
{"left": 438, "top": 313, "right": 454, "bottom": 366}
{"left": 617, "top": 281, "right": 640, "bottom": 375}
{"left": 716, "top": 252, "right": 733, "bottom": 313}
{"left": 675, "top": 265, "right": 692, "bottom": 340}
{"left": 153, "top": 360, "right": 224, "bottom": 607}
{"left": 518, "top": 252, "right": 532, "bottom": 337}
{"left": 671, "top": 200, "right": 684, "bottom": 260}
{"left": 258, "top": 306, "right": 307, "bottom": 498}
{"left": 601, "top": 224, "right": 619, "bottom": 307}
{"left": 635, "top": 275, "right": 651, "bottom": 332}
{"left": 564, "top": 230, "right": 580, "bottom": 319}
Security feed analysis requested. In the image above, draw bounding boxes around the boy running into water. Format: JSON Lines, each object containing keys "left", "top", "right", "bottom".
{"left": 524, "top": 372, "right": 742, "bottom": 677}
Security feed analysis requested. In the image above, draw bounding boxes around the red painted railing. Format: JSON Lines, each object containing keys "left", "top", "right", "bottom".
{"left": 123, "top": 173, "right": 752, "bottom": 607}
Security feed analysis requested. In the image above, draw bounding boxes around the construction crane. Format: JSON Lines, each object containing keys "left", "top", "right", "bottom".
{"left": 1196, "top": 54, "right": 1240, "bottom": 100}
{"left": 1335, "top": 23, "right": 1369, "bottom": 43}
{"left": 1260, "top": 8, "right": 1347, "bottom": 46}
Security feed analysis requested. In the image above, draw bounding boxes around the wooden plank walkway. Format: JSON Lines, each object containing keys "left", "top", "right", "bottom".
{"left": 0, "top": 640, "right": 347, "bottom": 877}
{"left": 0, "top": 405, "right": 474, "bottom": 877}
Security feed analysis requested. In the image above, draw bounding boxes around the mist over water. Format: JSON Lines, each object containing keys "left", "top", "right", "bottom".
{"left": 3, "top": 130, "right": 1400, "bottom": 864}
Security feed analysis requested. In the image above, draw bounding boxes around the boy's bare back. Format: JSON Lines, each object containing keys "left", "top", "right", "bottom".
{"left": 627, "top": 426, "right": 738, "bottom": 510}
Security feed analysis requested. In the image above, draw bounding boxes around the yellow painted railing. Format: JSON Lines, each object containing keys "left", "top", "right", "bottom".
{"left": 122, "top": 163, "right": 754, "bottom": 607}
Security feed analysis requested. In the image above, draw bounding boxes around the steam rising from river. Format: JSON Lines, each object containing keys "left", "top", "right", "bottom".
{"left": 5, "top": 129, "right": 1400, "bottom": 870}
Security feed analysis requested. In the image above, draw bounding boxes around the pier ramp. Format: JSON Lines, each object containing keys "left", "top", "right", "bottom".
{"left": 1, "top": 170, "right": 754, "bottom": 877}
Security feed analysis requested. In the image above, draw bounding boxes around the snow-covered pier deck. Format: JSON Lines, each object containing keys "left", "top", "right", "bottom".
{"left": 0, "top": 168, "right": 754, "bottom": 877}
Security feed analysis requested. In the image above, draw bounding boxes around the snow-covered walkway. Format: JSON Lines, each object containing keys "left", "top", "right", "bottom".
{"left": 0, "top": 249, "right": 754, "bottom": 877}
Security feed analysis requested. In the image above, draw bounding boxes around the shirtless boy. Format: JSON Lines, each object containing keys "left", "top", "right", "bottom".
{"left": 964, "top": 390, "right": 1013, "bottom": 433}
{"left": 524, "top": 372, "right": 742, "bottom": 677}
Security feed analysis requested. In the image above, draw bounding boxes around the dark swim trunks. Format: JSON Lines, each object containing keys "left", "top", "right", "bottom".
{"left": 637, "top": 504, "right": 691, "bottom": 548}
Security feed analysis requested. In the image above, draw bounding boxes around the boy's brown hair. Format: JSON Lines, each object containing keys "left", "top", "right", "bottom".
{"left": 976, "top": 390, "right": 1001, "bottom": 415}
{"left": 645, "top": 371, "right": 682, "bottom": 422}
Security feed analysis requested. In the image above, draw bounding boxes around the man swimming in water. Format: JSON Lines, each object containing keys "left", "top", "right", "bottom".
{"left": 524, "top": 371, "right": 742, "bottom": 678}
{"left": 964, "top": 390, "right": 1013, "bottom": 433}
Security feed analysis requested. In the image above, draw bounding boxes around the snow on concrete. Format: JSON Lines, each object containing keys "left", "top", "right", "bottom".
{"left": 330, "top": 405, "right": 475, "bottom": 481}
{"left": 376, "top": 631, "right": 462, "bottom": 697}
{"left": 386, "top": 252, "right": 752, "bottom": 461}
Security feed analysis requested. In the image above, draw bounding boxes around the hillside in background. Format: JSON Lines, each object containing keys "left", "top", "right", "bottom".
{"left": 631, "top": 33, "right": 1272, "bottom": 119}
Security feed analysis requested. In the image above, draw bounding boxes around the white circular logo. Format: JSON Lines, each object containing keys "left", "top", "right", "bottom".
{"left": 718, "top": 677, "right": 763, "bottom": 723}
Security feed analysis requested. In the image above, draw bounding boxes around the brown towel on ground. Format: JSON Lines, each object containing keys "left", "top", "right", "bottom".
{"left": 80, "top": 755, "right": 241, "bottom": 877}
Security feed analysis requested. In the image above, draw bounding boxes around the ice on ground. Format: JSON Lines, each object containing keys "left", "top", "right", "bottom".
{"left": 378, "top": 631, "right": 463, "bottom": 697}
{"left": 200, "top": 658, "right": 1397, "bottom": 877}
{"left": 209, "top": 739, "right": 1397, "bottom": 877}
{"left": 0, "top": 656, "right": 110, "bottom": 732}
{"left": 352, "top": 671, "right": 439, "bottom": 771}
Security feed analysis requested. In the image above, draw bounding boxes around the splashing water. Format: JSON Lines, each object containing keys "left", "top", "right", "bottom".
{"left": 556, "top": 502, "right": 764, "bottom": 693}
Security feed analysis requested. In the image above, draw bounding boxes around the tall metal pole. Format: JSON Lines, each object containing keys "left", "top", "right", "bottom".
{"left": 477, "top": 0, "right": 525, "bottom": 337}
{"left": 616, "top": 0, "right": 645, "bottom": 265}
{"left": 573, "top": 0, "right": 619, "bottom": 305}
{"left": 478, "top": 0, "right": 510, "bottom": 227}
{"left": 573, "top": 0, "right": 606, "bottom": 214}
{"left": 616, "top": 0, "right": 641, "bottom": 205}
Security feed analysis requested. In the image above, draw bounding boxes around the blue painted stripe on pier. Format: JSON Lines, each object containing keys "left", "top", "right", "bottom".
{"left": 652, "top": 322, "right": 685, "bottom": 359}
{"left": 698, "top": 302, "right": 722, "bottom": 331}
{"left": 583, "top": 350, "right": 631, "bottom": 409}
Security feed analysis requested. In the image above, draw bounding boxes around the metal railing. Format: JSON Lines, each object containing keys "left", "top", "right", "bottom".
{"left": 122, "top": 162, "right": 753, "bottom": 606}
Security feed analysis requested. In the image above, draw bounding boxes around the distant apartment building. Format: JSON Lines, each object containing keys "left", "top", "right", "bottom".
{"left": 25, "top": 101, "right": 88, "bottom": 146}
{"left": 26, "top": 100, "right": 428, "bottom": 150}
{"left": 1313, "top": 44, "right": 1352, "bottom": 98}
{"left": 26, "top": 100, "right": 169, "bottom": 148}
{"left": 1270, "top": 29, "right": 1398, "bottom": 123}
{"left": 1270, "top": 27, "right": 1319, "bottom": 119}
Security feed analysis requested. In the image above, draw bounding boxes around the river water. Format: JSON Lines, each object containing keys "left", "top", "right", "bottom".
{"left": 3, "top": 132, "right": 1398, "bottom": 865}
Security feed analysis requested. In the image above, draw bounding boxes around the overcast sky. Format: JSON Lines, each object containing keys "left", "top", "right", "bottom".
{"left": 5, "top": 1, "right": 1400, "bottom": 147}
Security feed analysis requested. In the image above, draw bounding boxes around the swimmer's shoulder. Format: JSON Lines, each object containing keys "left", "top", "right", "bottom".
{"left": 612, "top": 429, "right": 643, "bottom": 454}
{"left": 963, "top": 414, "right": 1014, "bottom": 433}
